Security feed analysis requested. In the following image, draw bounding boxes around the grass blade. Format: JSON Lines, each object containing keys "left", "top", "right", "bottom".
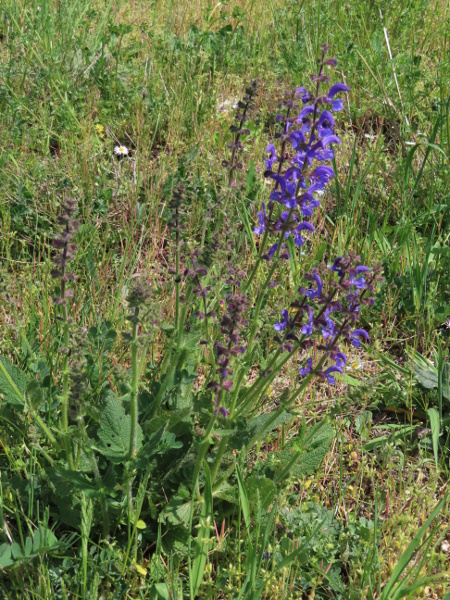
{"left": 379, "top": 498, "right": 445, "bottom": 600}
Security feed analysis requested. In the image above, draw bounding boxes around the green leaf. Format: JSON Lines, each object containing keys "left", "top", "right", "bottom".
{"left": 442, "top": 362, "right": 450, "bottom": 401}
{"left": 272, "top": 421, "right": 335, "bottom": 484}
{"left": 160, "top": 498, "right": 192, "bottom": 527}
{"left": 24, "top": 380, "right": 43, "bottom": 412}
{"left": 0, "top": 544, "right": 13, "bottom": 568}
{"left": 246, "top": 476, "right": 276, "bottom": 510}
{"left": 414, "top": 363, "right": 438, "bottom": 389}
{"left": 150, "top": 583, "right": 171, "bottom": 600}
{"left": 190, "top": 461, "right": 213, "bottom": 598}
{"left": 230, "top": 410, "right": 293, "bottom": 450}
{"left": 95, "top": 392, "right": 143, "bottom": 463}
{"left": 427, "top": 407, "right": 440, "bottom": 471}
{"left": 0, "top": 356, "right": 29, "bottom": 406}
{"left": 236, "top": 465, "right": 251, "bottom": 529}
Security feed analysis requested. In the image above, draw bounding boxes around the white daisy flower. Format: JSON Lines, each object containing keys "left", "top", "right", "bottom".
{"left": 347, "top": 358, "right": 364, "bottom": 372}
{"left": 114, "top": 145, "right": 129, "bottom": 157}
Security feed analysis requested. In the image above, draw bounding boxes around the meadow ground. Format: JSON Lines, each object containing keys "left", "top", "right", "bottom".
{"left": 0, "top": 0, "right": 449, "bottom": 598}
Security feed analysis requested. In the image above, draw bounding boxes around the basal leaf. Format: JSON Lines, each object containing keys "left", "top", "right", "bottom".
{"left": 95, "top": 392, "right": 143, "bottom": 463}
{"left": 24, "top": 380, "right": 43, "bottom": 412}
{"left": 246, "top": 476, "right": 277, "bottom": 510}
{"left": 0, "top": 356, "right": 29, "bottom": 406}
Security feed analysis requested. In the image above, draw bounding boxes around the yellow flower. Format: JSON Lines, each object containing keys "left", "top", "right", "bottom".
{"left": 94, "top": 124, "right": 105, "bottom": 139}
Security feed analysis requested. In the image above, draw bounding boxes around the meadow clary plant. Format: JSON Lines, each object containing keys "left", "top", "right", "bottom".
{"left": 0, "top": 43, "right": 384, "bottom": 598}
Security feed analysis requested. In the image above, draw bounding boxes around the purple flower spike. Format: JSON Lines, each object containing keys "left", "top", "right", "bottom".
{"left": 299, "top": 358, "right": 313, "bottom": 376}
{"left": 324, "top": 365, "right": 343, "bottom": 385}
{"left": 350, "top": 329, "right": 370, "bottom": 347}
{"left": 355, "top": 266, "right": 370, "bottom": 273}
{"left": 274, "top": 309, "right": 289, "bottom": 332}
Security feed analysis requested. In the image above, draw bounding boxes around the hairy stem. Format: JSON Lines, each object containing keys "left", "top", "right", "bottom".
{"left": 128, "top": 306, "right": 140, "bottom": 460}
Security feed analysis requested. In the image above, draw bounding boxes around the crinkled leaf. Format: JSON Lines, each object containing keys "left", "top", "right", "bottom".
{"left": 0, "top": 356, "right": 29, "bottom": 406}
{"left": 414, "top": 363, "right": 438, "bottom": 390}
{"left": 246, "top": 476, "right": 277, "bottom": 510}
{"left": 24, "top": 380, "right": 43, "bottom": 412}
{"left": 95, "top": 392, "right": 143, "bottom": 463}
{"left": 260, "top": 422, "right": 334, "bottom": 482}
{"left": 160, "top": 497, "right": 191, "bottom": 527}
{"left": 229, "top": 410, "right": 293, "bottom": 450}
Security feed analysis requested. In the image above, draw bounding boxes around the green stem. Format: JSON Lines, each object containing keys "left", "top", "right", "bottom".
{"left": 77, "top": 413, "right": 110, "bottom": 540}
{"left": 229, "top": 209, "right": 294, "bottom": 415}
{"left": 128, "top": 307, "right": 140, "bottom": 460}
{"left": 175, "top": 207, "right": 180, "bottom": 330}
{"left": 193, "top": 414, "right": 217, "bottom": 497}
{"left": 61, "top": 303, "right": 71, "bottom": 459}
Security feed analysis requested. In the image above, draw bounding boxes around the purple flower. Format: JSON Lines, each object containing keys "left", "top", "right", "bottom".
{"left": 325, "top": 83, "right": 350, "bottom": 111}
{"left": 315, "top": 148, "right": 335, "bottom": 161}
{"left": 296, "top": 106, "right": 315, "bottom": 132}
{"left": 215, "top": 406, "right": 230, "bottom": 417}
{"left": 299, "top": 193, "right": 320, "bottom": 217}
{"left": 350, "top": 329, "right": 370, "bottom": 347}
{"left": 349, "top": 275, "right": 366, "bottom": 289}
{"left": 321, "top": 134, "right": 341, "bottom": 147}
{"left": 334, "top": 352, "right": 347, "bottom": 369}
{"left": 328, "top": 256, "right": 345, "bottom": 276}
{"left": 289, "top": 130, "right": 306, "bottom": 150}
{"left": 322, "top": 316, "right": 336, "bottom": 339}
{"left": 263, "top": 242, "right": 279, "bottom": 261}
{"left": 296, "top": 87, "right": 310, "bottom": 102}
{"left": 317, "top": 110, "right": 335, "bottom": 138}
{"left": 274, "top": 309, "right": 288, "bottom": 332}
{"left": 264, "top": 144, "right": 277, "bottom": 170}
{"left": 270, "top": 178, "right": 298, "bottom": 209}
{"left": 299, "top": 358, "right": 313, "bottom": 376}
{"left": 324, "top": 365, "right": 342, "bottom": 385}
{"left": 311, "top": 165, "right": 334, "bottom": 184}
{"left": 254, "top": 202, "right": 266, "bottom": 235}
{"left": 293, "top": 221, "right": 314, "bottom": 246}
{"left": 301, "top": 273, "right": 323, "bottom": 299}
{"left": 301, "top": 307, "right": 314, "bottom": 336}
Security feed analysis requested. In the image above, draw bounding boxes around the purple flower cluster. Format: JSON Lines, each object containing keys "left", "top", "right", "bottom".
{"left": 223, "top": 79, "right": 259, "bottom": 188}
{"left": 51, "top": 197, "right": 79, "bottom": 307}
{"left": 207, "top": 269, "right": 248, "bottom": 417}
{"left": 254, "top": 45, "right": 349, "bottom": 253}
{"left": 273, "top": 255, "right": 382, "bottom": 386}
